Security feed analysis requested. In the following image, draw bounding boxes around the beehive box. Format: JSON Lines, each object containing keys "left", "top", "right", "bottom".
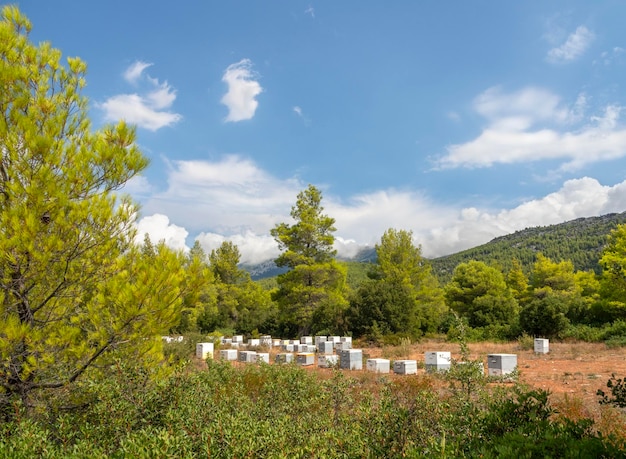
{"left": 296, "top": 352, "right": 315, "bottom": 366}
{"left": 256, "top": 352, "right": 270, "bottom": 364}
{"left": 534, "top": 338, "right": 549, "bottom": 354}
{"left": 248, "top": 338, "right": 260, "bottom": 347}
{"left": 283, "top": 344, "right": 295, "bottom": 352}
{"left": 221, "top": 338, "right": 233, "bottom": 346}
{"left": 232, "top": 335, "right": 244, "bottom": 343}
{"left": 329, "top": 336, "right": 341, "bottom": 344}
{"left": 275, "top": 353, "right": 294, "bottom": 364}
{"left": 425, "top": 351, "right": 451, "bottom": 372}
{"left": 339, "top": 349, "right": 363, "bottom": 370}
{"left": 196, "top": 342, "right": 214, "bottom": 359}
{"left": 318, "top": 341, "right": 334, "bottom": 355}
{"left": 487, "top": 354, "right": 517, "bottom": 376}
{"left": 341, "top": 336, "right": 352, "bottom": 344}
{"left": 336, "top": 341, "right": 352, "bottom": 351}
{"left": 393, "top": 360, "right": 418, "bottom": 375}
{"left": 366, "top": 358, "right": 390, "bottom": 373}
{"left": 272, "top": 339, "right": 282, "bottom": 347}
{"left": 318, "top": 354, "right": 339, "bottom": 368}
{"left": 219, "top": 349, "right": 238, "bottom": 361}
{"left": 300, "top": 336, "right": 313, "bottom": 345}
{"left": 260, "top": 335, "right": 273, "bottom": 347}
{"left": 239, "top": 350, "right": 257, "bottom": 363}
{"left": 315, "top": 335, "right": 327, "bottom": 346}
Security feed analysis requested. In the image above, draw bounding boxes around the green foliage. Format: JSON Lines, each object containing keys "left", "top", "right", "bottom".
{"left": 348, "top": 229, "right": 446, "bottom": 340}
{"left": 445, "top": 260, "right": 519, "bottom": 328}
{"left": 597, "top": 373, "right": 626, "bottom": 408}
{"left": 0, "top": 359, "right": 623, "bottom": 458}
{"left": 431, "top": 212, "right": 626, "bottom": 283}
{"left": 520, "top": 293, "right": 571, "bottom": 339}
{"left": 271, "top": 185, "right": 348, "bottom": 336}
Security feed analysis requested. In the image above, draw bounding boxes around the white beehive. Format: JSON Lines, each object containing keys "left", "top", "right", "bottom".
{"left": 275, "top": 353, "right": 294, "bottom": 364}
{"left": 196, "top": 342, "right": 214, "bottom": 359}
{"left": 260, "top": 335, "right": 273, "bottom": 347}
{"left": 366, "top": 358, "right": 390, "bottom": 373}
{"left": 393, "top": 360, "right": 418, "bottom": 375}
{"left": 248, "top": 338, "right": 260, "bottom": 347}
{"left": 337, "top": 341, "right": 352, "bottom": 351}
{"left": 339, "top": 349, "right": 363, "bottom": 370}
{"left": 219, "top": 349, "right": 238, "bottom": 361}
{"left": 239, "top": 350, "right": 257, "bottom": 363}
{"left": 341, "top": 336, "right": 352, "bottom": 344}
{"left": 424, "top": 351, "right": 451, "bottom": 372}
{"left": 315, "top": 335, "right": 327, "bottom": 346}
{"left": 296, "top": 352, "right": 315, "bottom": 366}
{"left": 487, "top": 354, "right": 517, "bottom": 376}
{"left": 300, "top": 336, "right": 313, "bottom": 345}
{"left": 256, "top": 352, "right": 270, "bottom": 364}
{"left": 284, "top": 344, "right": 295, "bottom": 352}
{"left": 318, "top": 354, "right": 339, "bottom": 368}
{"left": 304, "top": 345, "right": 316, "bottom": 353}
{"left": 221, "top": 338, "right": 233, "bottom": 346}
{"left": 534, "top": 338, "right": 549, "bottom": 354}
{"left": 318, "top": 341, "right": 334, "bottom": 355}
{"left": 329, "top": 336, "right": 341, "bottom": 344}
{"left": 232, "top": 335, "right": 244, "bottom": 343}
{"left": 273, "top": 339, "right": 282, "bottom": 347}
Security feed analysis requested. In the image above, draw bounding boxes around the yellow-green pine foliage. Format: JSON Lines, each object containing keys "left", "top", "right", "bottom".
{"left": 0, "top": 6, "right": 183, "bottom": 410}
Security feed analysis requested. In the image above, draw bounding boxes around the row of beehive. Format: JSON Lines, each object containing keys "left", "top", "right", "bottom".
{"left": 202, "top": 347, "right": 520, "bottom": 377}
{"left": 220, "top": 335, "right": 354, "bottom": 352}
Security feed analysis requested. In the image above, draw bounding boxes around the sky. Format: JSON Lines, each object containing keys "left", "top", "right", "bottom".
{"left": 14, "top": 1, "right": 626, "bottom": 264}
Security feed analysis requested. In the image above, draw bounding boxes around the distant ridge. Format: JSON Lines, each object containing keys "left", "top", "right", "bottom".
{"left": 242, "top": 212, "right": 626, "bottom": 281}
{"left": 430, "top": 212, "right": 626, "bottom": 282}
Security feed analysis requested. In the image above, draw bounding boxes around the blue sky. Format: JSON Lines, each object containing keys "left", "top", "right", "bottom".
{"left": 15, "top": 1, "right": 626, "bottom": 263}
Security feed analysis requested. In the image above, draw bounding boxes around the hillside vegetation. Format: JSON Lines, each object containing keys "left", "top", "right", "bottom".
{"left": 429, "top": 212, "right": 626, "bottom": 283}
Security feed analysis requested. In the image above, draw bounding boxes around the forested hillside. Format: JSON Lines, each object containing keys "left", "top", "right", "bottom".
{"left": 429, "top": 212, "right": 626, "bottom": 283}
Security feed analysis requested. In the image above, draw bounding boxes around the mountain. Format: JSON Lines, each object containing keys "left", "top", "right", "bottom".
{"left": 429, "top": 212, "right": 626, "bottom": 283}
{"left": 243, "top": 212, "right": 626, "bottom": 282}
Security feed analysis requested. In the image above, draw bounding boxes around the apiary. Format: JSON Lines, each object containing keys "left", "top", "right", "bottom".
{"left": 275, "top": 353, "right": 294, "bottom": 364}
{"left": 196, "top": 342, "right": 214, "bottom": 359}
{"left": 534, "top": 338, "right": 549, "bottom": 354}
{"left": 393, "top": 360, "right": 418, "bottom": 375}
{"left": 318, "top": 354, "right": 339, "bottom": 368}
{"left": 425, "top": 351, "right": 451, "bottom": 372}
{"left": 339, "top": 349, "right": 363, "bottom": 370}
{"left": 487, "top": 354, "right": 517, "bottom": 376}
{"left": 239, "top": 350, "right": 257, "bottom": 363}
{"left": 219, "top": 349, "right": 237, "bottom": 361}
{"left": 366, "top": 358, "right": 390, "bottom": 373}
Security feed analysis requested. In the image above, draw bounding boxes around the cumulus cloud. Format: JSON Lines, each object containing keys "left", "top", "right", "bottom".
{"left": 133, "top": 157, "right": 626, "bottom": 262}
{"left": 546, "top": 26, "right": 594, "bottom": 63}
{"left": 221, "top": 59, "right": 263, "bottom": 122}
{"left": 134, "top": 213, "right": 189, "bottom": 251}
{"left": 100, "top": 61, "right": 182, "bottom": 131}
{"left": 436, "top": 86, "right": 626, "bottom": 171}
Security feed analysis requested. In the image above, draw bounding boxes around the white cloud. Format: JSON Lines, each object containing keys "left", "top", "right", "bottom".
{"left": 221, "top": 59, "right": 263, "bottom": 122}
{"left": 305, "top": 6, "right": 315, "bottom": 18}
{"left": 100, "top": 62, "right": 182, "bottom": 131}
{"left": 293, "top": 106, "right": 303, "bottom": 117}
{"left": 436, "top": 86, "right": 626, "bottom": 171}
{"left": 133, "top": 157, "right": 626, "bottom": 263}
{"left": 123, "top": 61, "right": 152, "bottom": 84}
{"left": 546, "top": 26, "right": 594, "bottom": 63}
{"left": 134, "top": 213, "right": 189, "bottom": 251}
